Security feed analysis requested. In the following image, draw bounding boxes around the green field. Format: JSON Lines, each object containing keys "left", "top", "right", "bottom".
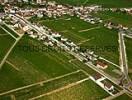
{"left": 1, "top": 24, "right": 19, "bottom": 38}
{"left": 0, "top": 35, "right": 95, "bottom": 92}
{"left": 0, "top": 35, "right": 109, "bottom": 99}
{"left": 39, "top": 80, "right": 109, "bottom": 100}
{"left": 92, "top": 11, "right": 132, "bottom": 28}
{"left": 125, "top": 37, "right": 132, "bottom": 79}
{"left": 113, "top": 93, "right": 132, "bottom": 100}
{"left": 0, "top": 27, "right": 15, "bottom": 63}
{"left": 0, "top": 63, "right": 26, "bottom": 93}
{"left": 49, "top": 0, "right": 132, "bottom": 7}
{"left": 34, "top": 16, "right": 119, "bottom": 65}
{"left": 0, "top": 70, "right": 88, "bottom": 99}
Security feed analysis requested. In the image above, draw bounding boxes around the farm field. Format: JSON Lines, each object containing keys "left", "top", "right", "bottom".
{"left": 0, "top": 27, "right": 15, "bottom": 63}
{"left": 91, "top": 11, "right": 132, "bottom": 28}
{"left": 35, "top": 16, "right": 119, "bottom": 65}
{"left": 49, "top": 0, "right": 132, "bottom": 8}
{"left": 113, "top": 93, "right": 132, "bottom": 100}
{"left": 0, "top": 35, "right": 110, "bottom": 100}
{"left": 38, "top": 80, "right": 109, "bottom": 100}
{"left": 125, "top": 37, "right": 132, "bottom": 79}
{"left": 1, "top": 24, "right": 19, "bottom": 38}
{"left": 0, "top": 70, "right": 88, "bottom": 99}
{"left": 0, "top": 63, "right": 26, "bottom": 93}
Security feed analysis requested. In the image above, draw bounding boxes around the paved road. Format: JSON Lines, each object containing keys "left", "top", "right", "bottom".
{"left": 118, "top": 31, "right": 128, "bottom": 80}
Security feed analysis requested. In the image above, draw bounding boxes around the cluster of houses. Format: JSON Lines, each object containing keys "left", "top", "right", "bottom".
{"left": 90, "top": 72, "right": 117, "bottom": 95}
{"left": 22, "top": 22, "right": 80, "bottom": 52}
{"left": 104, "top": 21, "right": 132, "bottom": 37}
{"left": 4, "top": 1, "right": 103, "bottom": 24}
{"left": 0, "top": 15, "right": 22, "bottom": 36}
{"left": 109, "top": 8, "right": 132, "bottom": 15}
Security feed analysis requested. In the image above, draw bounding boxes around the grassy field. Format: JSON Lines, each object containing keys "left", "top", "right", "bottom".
{"left": 34, "top": 16, "right": 96, "bottom": 43}
{"left": 35, "top": 16, "right": 119, "bottom": 65}
{"left": 0, "top": 35, "right": 108, "bottom": 99}
{"left": 0, "top": 63, "right": 26, "bottom": 93}
{"left": 91, "top": 11, "right": 132, "bottom": 28}
{"left": 0, "top": 27, "right": 15, "bottom": 63}
{"left": 1, "top": 24, "right": 19, "bottom": 38}
{"left": 125, "top": 37, "right": 132, "bottom": 79}
{"left": 49, "top": 0, "right": 132, "bottom": 7}
{"left": 113, "top": 93, "right": 132, "bottom": 100}
{"left": 39, "top": 80, "right": 109, "bottom": 100}
{"left": 0, "top": 35, "right": 96, "bottom": 92}
{"left": 0, "top": 70, "right": 88, "bottom": 99}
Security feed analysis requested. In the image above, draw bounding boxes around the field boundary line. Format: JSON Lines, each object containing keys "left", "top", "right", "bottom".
{"left": 77, "top": 38, "right": 94, "bottom": 45}
{"left": 4, "top": 22, "right": 21, "bottom": 37}
{"left": 29, "top": 77, "right": 90, "bottom": 100}
{"left": 6, "top": 60, "right": 20, "bottom": 71}
{"left": 0, "top": 34, "right": 9, "bottom": 36}
{"left": 125, "top": 34, "right": 132, "bottom": 39}
{"left": 0, "top": 70, "right": 81, "bottom": 96}
{"left": 0, "top": 34, "right": 24, "bottom": 69}
{"left": 99, "top": 57, "right": 120, "bottom": 68}
{"left": 68, "top": 59, "right": 90, "bottom": 76}
{"left": 0, "top": 25, "right": 16, "bottom": 40}
{"left": 78, "top": 26, "right": 100, "bottom": 32}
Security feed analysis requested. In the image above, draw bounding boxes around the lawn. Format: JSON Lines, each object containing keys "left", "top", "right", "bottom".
{"left": 39, "top": 80, "right": 109, "bottom": 100}
{"left": 0, "top": 27, "right": 15, "bottom": 63}
{"left": 125, "top": 37, "right": 132, "bottom": 79}
{"left": 91, "top": 11, "right": 132, "bottom": 28}
{"left": 49, "top": 0, "right": 132, "bottom": 8}
{"left": 35, "top": 16, "right": 119, "bottom": 65}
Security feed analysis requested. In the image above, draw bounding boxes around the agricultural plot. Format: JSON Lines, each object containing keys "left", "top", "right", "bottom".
{"left": 7, "top": 35, "right": 78, "bottom": 77}
{"left": 0, "top": 35, "right": 109, "bottom": 99}
{"left": 0, "top": 27, "right": 15, "bottom": 63}
{"left": 1, "top": 24, "right": 19, "bottom": 38}
{"left": 36, "top": 16, "right": 119, "bottom": 65}
{"left": 125, "top": 37, "right": 132, "bottom": 79}
{"left": 0, "top": 63, "right": 26, "bottom": 93}
{"left": 36, "top": 16, "right": 96, "bottom": 43}
{"left": 0, "top": 70, "right": 89, "bottom": 99}
{"left": 91, "top": 11, "right": 132, "bottom": 28}
{"left": 0, "top": 35, "right": 93, "bottom": 91}
{"left": 39, "top": 80, "right": 109, "bottom": 100}
{"left": 49, "top": 0, "right": 132, "bottom": 7}
{"left": 113, "top": 93, "right": 132, "bottom": 100}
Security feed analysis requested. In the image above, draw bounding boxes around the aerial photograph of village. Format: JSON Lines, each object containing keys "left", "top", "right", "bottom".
{"left": 0, "top": 0, "right": 132, "bottom": 100}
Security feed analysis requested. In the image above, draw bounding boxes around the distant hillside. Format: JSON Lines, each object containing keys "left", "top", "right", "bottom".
{"left": 48, "top": 0, "right": 132, "bottom": 8}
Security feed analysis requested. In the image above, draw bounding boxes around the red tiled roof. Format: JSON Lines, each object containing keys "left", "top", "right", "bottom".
{"left": 93, "top": 73, "right": 102, "bottom": 80}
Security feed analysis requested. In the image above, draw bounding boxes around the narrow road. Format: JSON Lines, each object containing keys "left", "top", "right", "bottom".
{"left": 29, "top": 77, "right": 90, "bottom": 100}
{"left": 118, "top": 31, "right": 128, "bottom": 80}
{"left": 0, "top": 34, "right": 24, "bottom": 69}
{"left": 0, "top": 25, "right": 17, "bottom": 39}
{"left": 79, "top": 26, "right": 100, "bottom": 32}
